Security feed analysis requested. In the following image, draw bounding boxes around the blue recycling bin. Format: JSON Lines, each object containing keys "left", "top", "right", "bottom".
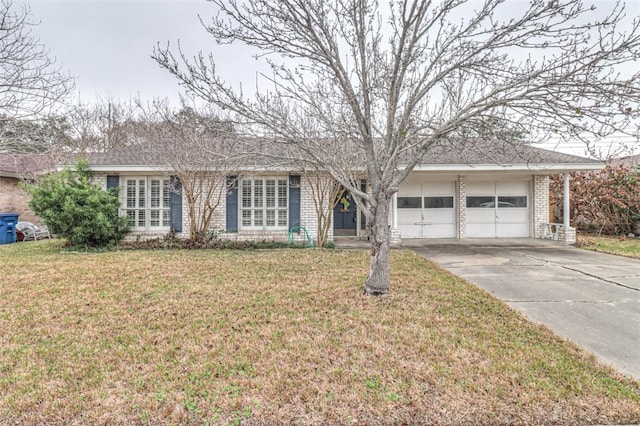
{"left": 0, "top": 213, "right": 19, "bottom": 244}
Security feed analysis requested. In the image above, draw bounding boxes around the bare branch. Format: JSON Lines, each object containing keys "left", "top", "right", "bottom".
{"left": 0, "top": 0, "right": 73, "bottom": 129}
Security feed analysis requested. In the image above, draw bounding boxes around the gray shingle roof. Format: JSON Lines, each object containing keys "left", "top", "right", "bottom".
{"left": 423, "top": 140, "right": 600, "bottom": 165}
{"left": 0, "top": 153, "right": 58, "bottom": 177}
{"left": 83, "top": 138, "right": 601, "bottom": 169}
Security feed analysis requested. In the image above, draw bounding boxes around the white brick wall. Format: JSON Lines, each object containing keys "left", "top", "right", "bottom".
{"left": 299, "top": 174, "right": 323, "bottom": 243}
{"left": 558, "top": 225, "right": 576, "bottom": 245}
{"left": 532, "top": 175, "right": 550, "bottom": 239}
{"left": 457, "top": 175, "right": 467, "bottom": 238}
{"left": 93, "top": 174, "right": 107, "bottom": 189}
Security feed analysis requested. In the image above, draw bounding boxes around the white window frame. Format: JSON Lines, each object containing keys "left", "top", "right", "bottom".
{"left": 122, "top": 176, "right": 172, "bottom": 231}
{"left": 239, "top": 176, "right": 288, "bottom": 231}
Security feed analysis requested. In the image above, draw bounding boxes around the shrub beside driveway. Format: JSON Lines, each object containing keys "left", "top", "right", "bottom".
{"left": 1, "top": 241, "right": 639, "bottom": 425}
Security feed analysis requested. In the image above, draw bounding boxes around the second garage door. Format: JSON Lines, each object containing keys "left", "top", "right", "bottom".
{"left": 466, "top": 181, "right": 530, "bottom": 238}
{"left": 397, "top": 180, "right": 456, "bottom": 238}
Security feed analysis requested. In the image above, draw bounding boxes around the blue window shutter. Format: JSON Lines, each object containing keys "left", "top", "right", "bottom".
{"left": 106, "top": 176, "right": 121, "bottom": 221}
{"left": 226, "top": 176, "right": 238, "bottom": 232}
{"left": 289, "top": 175, "right": 301, "bottom": 231}
{"left": 170, "top": 176, "right": 183, "bottom": 233}
{"left": 106, "top": 175, "right": 119, "bottom": 190}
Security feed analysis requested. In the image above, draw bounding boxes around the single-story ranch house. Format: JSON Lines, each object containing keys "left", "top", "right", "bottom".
{"left": 82, "top": 141, "right": 603, "bottom": 245}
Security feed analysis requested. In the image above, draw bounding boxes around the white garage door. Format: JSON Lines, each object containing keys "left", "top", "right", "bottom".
{"left": 397, "top": 180, "right": 456, "bottom": 238}
{"left": 466, "top": 181, "right": 530, "bottom": 238}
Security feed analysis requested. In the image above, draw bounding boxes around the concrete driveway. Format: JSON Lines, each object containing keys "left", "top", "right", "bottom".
{"left": 406, "top": 239, "right": 640, "bottom": 380}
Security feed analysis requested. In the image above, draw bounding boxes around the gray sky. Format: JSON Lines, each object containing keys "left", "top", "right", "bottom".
{"left": 19, "top": 0, "right": 265, "bottom": 104}
{"left": 16, "top": 0, "right": 640, "bottom": 157}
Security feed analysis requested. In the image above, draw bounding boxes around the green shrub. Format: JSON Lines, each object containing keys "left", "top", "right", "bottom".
{"left": 25, "top": 159, "right": 129, "bottom": 249}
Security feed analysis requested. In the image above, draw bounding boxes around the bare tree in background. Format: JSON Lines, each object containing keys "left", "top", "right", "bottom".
{"left": 64, "top": 99, "right": 139, "bottom": 154}
{"left": 135, "top": 99, "right": 240, "bottom": 240}
{"left": 0, "top": 0, "right": 73, "bottom": 135}
{"left": 0, "top": 114, "right": 71, "bottom": 152}
{"left": 154, "top": 0, "right": 640, "bottom": 294}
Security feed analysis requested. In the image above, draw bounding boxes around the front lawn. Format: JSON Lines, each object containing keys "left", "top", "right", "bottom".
{"left": 1, "top": 241, "right": 639, "bottom": 425}
{"left": 578, "top": 234, "right": 640, "bottom": 259}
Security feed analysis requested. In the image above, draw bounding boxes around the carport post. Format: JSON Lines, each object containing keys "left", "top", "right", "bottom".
{"left": 563, "top": 173, "right": 570, "bottom": 228}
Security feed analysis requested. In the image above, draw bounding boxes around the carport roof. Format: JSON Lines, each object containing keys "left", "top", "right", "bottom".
{"left": 411, "top": 140, "right": 603, "bottom": 172}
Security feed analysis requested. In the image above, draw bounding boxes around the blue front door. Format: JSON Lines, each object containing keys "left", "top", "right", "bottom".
{"left": 334, "top": 192, "right": 357, "bottom": 232}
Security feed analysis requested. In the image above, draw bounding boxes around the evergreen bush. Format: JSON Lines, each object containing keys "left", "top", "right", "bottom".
{"left": 25, "top": 159, "right": 129, "bottom": 249}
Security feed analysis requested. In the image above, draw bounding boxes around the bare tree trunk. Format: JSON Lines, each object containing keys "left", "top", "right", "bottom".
{"left": 364, "top": 193, "right": 390, "bottom": 295}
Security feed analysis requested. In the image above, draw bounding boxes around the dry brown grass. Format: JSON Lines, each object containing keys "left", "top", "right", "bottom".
{"left": 1, "top": 240, "right": 639, "bottom": 425}
{"left": 577, "top": 234, "right": 640, "bottom": 259}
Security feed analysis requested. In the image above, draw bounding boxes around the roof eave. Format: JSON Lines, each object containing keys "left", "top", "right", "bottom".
{"left": 410, "top": 163, "right": 605, "bottom": 173}
{"left": 69, "top": 165, "right": 172, "bottom": 173}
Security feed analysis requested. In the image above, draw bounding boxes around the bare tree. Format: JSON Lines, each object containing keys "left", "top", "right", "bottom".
{"left": 64, "top": 98, "right": 139, "bottom": 154}
{"left": 0, "top": 114, "right": 71, "bottom": 152}
{"left": 301, "top": 167, "right": 344, "bottom": 247}
{"left": 134, "top": 98, "right": 240, "bottom": 240}
{"left": 0, "top": 0, "right": 73, "bottom": 126}
{"left": 154, "top": 0, "right": 640, "bottom": 294}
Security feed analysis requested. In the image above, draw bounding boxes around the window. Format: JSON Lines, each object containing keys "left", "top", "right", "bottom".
{"left": 397, "top": 197, "right": 421, "bottom": 209}
{"left": 466, "top": 196, "right": 495, "bottom": 208}
{"left": 498, "top": 196, "right": 527, "bottom": 208}
{"left": 123, "top": 177, "right": 171, "bottom": 230}
{"left": 466, "top": 195, "right": 527, "bottom": 208}
{"left": 240, "top": 177, "right": 288, "bottom": 230}
{"left": 424, "top": 196, "right": 454, "bottom": 209}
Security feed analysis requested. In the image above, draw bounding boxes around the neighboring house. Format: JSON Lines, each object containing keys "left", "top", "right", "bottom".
{"left": 83, "top": 140, "right": 603, "bottom": 245}
{"left": 609, "top": 153, "right": 640, "bottom": 168}
{"left": 0, "top": 153, "right": 56, "bottom": 224}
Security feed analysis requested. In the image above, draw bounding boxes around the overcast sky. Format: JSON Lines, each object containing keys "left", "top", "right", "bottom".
{"left": 18, "top": 0, "right": 267, "bottom": 105}
{"left": 15, "top": 0, "right": 640, "bottom": 157}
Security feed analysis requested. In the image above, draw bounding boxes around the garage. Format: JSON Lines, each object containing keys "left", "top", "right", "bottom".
{"left": 397, "top": 180, "right": 456, "bottom": 238}
{"left": 466, "top": 181, "right": 530, "bottom": 238}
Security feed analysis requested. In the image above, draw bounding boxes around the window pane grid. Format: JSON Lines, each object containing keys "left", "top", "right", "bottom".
{"left": 240, "top": 177, "right": 288, "bottom": 230}
{"left": 150, "top": 180, "right": 160, "bottom": 208}
{"left": 126, "top": 180, "right": 136, "bottom": 209}
{"left": 254, "top": 210, "right": 263, "bottom": 227}
{"left": 277, "top": 210, "right": 287, "bottom": 227}
{"left": 254, "top": 180, "right": 263, "bottom": 208}
{"left": 150, "top": 210, "right": 160, "bottom": 227}
{"left": 266, "top": 180, "right": 276, "bottom": 208}
{"left": 242, "top": 180, "right": 252, "bottom": 208}
{"left": 266, "top": 210, "right": 276, "bottom": 226}
{"left": 123, "top": 177, "right": 171, "bottom": 230}
{"left": 278, "top": 180, "right": 287, "bottom": 208}
{"left": 138, "top": 180, "right": 146, "bottom": 208}
{"left": 163, "top": 180, "right": 171, "bottom": 208}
